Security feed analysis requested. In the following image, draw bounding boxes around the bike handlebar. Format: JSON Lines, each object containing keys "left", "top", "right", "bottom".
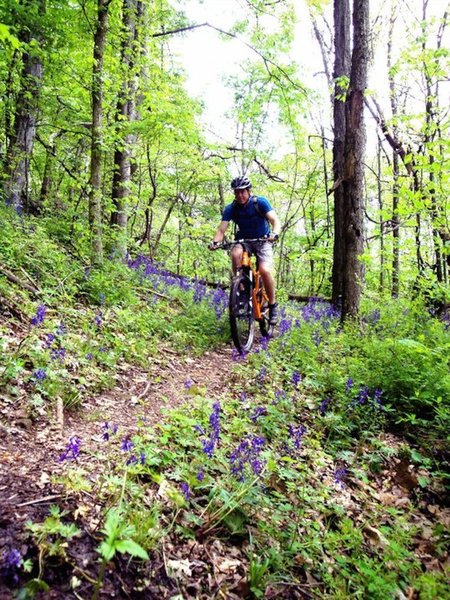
{"left": 209, "top": 237, "right": 276, "bottom": 250}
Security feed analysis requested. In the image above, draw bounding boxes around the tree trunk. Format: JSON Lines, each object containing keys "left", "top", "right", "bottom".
{"left": 331, "top": 0, "right": 351, "bottom": 305}
{"left": 341, "top": 0, "right": 369, "bottom": 321}
{"left": 376, "top": 139, "right": 385, "bottom": 293}
{"left": 111, "top": 0, "right": 139, "bottom": 260}
{"left": 2, "top": 1, "right": 45, "bottom": 212}
{"left": 89, "top": 0, "right": 110, "bottom": 265}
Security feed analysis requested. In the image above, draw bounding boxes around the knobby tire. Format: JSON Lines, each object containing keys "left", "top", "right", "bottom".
{"left": 229, "top": 274, "right": 254, "bottom": 353}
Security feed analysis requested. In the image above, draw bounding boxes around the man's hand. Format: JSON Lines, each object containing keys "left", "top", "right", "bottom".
{"left": 208, "top": 241, "right": 220, "bottom": 250}
{"left": 267, "top": 233, "right": 279, "bottom": 244}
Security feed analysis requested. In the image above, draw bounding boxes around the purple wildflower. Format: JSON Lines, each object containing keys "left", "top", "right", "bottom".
{"left": 334, "top": 467, "right": 347, "bottom": 488}
{"left": 357, "top": 386, "right": 370, "bottom": 405}
{"left": 274, "top": 389, "right": 286, "bottom": 404}
{"left": 279, "top": 319, "right": 292, "bottom": 336}
{"left": 50, "top": 348, "right": 66, "bottom": 362}
{"left": 230, "top": 435, "right": 265, "bottom": 481}
{"left": 197, "top": 469, "right": 205, "bottom": 482}
{"left": 193, "top": 283, "right": 207, "bottom": 303}
{"left": 312, "top": 330, "right": 322, "bottom": 346}
{"left": 180, "top": 482, "right": 191, "bottom": 501}
{"left": 126, "top": 454, "right": 138, "bottom": 466}
{"left": 120, "top": 437, "right": 134, "bottom": 452}
{"left": 101, "top": 422, "right": 118, "bottom": 441}
{"left": 33, "top": 368, "right": 47, "bottom": 382}
{"left": 3, "top": 548, "right": 22, "bottom": 569}
{"left": 184, "top": 378, "right": 193, "bottom": 389}
{"left": 44, "top": 333, "right": 56, "bottom": 348}
{"left": 86, "top": 352, "right": 94, "bottom": 360}
{"left": 319, "top": 397, "right": 331, "bottom": 416}
{"left": 260, "top": 336, "right": 269, "bottom": 351}
{"left": 289, "top": 424, "right": 306, "bottom": 450}
{"left": 232, "top": 348, "right": 247, "bottom": 361}
{"left": 257, "top": 366, "right": 267, "bottom": 386}
{"left": 212, "top": 288, "right": 227, "bottom": 319}
{"left": 200, "top": 402, "right": 221, "bottom": 457}
{"left": 59, "top": 436, "right": 81, "bottom": 462}
{"left": 372, "top": 388, "right": 383, "bottom": 405}
{"left": 202, "top": 438, "right": 216, "bottom": 457}
{"left": 55, "top": 322, "right": 67, "bottom": 336}
{"left": 94, "top": 311, "right": 103, "bottom": 327}
{"left": 345, "top": 378, "right": 354, "bottom": 393}
{"left": 250, "top": 406, "right": 266, "bottom": 423}
{"left": 140, "top": 453, "right": 146, "bottom": 465}
{"left": 292, "top": 370, "right": 301, "bottom": 387}
{"left": 1, "top": 548, "right": 22, "bottom": 584}
{"left": 31, "top": 304, "right": 46, "bottom": 326}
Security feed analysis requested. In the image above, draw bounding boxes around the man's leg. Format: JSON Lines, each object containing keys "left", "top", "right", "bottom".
{"left": 259, "top": 264, "right": 276, "bottom": 304}
{"left": 231, "top": 245, "right": 243, "bottom": 275}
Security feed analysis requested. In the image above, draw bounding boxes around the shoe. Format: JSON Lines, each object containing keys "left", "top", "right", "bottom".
{"left": 268, "top": 303, "right": 278, "bottom": 326}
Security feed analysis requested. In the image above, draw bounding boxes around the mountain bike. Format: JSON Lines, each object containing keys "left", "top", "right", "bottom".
{"left": 211, "top": 238, "right": 274, "bottom": 353}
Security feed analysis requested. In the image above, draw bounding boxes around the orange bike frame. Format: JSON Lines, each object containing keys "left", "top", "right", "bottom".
{"left": 241, "top": 249, "right": 266, "bottom": 321}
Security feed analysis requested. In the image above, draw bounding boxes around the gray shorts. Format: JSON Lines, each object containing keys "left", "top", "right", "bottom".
{"left": 236, "top": 241, "right": 274, "bottom": 269}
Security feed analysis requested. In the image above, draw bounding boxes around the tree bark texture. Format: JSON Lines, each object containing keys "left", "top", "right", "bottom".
{"left": 89, "top": 0, "right": 110, "bottom": 265}
{"left": 331, "top": 0, "right": 351, "bottom": 305}
{"left": 387, "top": 8, "right": 400, "bottom": 297}
{"left": 2, "top": 2, "right": 45, "bottom": 212}
{"left": 111, "top": 0, "right": 139, "bottom": 260}
{"left": 341, "top": 0, "right": 369, "bottom": 320}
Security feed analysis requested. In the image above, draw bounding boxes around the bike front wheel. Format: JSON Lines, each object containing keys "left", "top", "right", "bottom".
{"left": 229, "top": 275, "right": 254, "bottom": 353}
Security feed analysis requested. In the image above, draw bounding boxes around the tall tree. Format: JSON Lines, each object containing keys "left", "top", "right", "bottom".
{"left": 2, "top": 0, "right": 45, "bottom": 212}
{"left": 341, "top": 0, "right": 369, "bottom": 319}
{"left": 110, "top": 0, "right": 140, "bottom": 260}
{"left": 331, "top": 0, "right": 351, "bottom": 305}
{"left": 89, "top": 0, "right": 112, "bottom": 265}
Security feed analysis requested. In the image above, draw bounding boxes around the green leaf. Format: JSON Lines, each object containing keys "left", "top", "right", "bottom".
{"left": 115, "top": 539, "right": 149, "bottom": 559}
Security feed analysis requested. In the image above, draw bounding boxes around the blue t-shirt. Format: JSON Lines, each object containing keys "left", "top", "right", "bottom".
{"left": 222, "top": 195, "right": 272, "bottom": 239}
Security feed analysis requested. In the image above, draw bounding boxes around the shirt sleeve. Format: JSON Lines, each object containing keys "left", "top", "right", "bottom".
{"left": 257, "top": 196, "right": 273, "bottom": 215}
{"left": 222, "top": 203, "right": 234, "bottom": 221}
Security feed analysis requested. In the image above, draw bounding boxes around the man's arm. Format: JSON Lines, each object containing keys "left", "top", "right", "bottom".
{"left": 266, "top": 210, "right": 281, "bottom": 237}
{"left": 213, "top": 220, "right": 229, "bottom": 244}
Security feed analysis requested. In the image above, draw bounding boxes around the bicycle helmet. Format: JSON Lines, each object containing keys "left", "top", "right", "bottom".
{"left": 231, "top": 175, "right": 252, "bottom": 190}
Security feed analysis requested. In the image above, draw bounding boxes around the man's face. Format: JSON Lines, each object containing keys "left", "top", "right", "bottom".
{"left": 234, "top": 188, "right": 250, "bottom": 204}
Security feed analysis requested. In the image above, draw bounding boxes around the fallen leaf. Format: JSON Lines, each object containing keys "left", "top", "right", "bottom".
{"left": 217, "top": 558, "right": 241, "bottom": 573}
{"left": 364, "top": 525, "right": 389, "bottom": 548}
{"left": 166, "top": 558, "right": 192, "bottom": 580}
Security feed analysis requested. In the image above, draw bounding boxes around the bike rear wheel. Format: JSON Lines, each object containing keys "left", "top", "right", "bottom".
{"left": 229, "top": 274, "right": 254, "bottom": 353}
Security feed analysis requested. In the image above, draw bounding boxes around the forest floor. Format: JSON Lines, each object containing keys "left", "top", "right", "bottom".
{"left": 1, "top": 335, "right": 449, "bottom": 599}
{"left": 0, "top": 343, "right": 247, "bottom": 599}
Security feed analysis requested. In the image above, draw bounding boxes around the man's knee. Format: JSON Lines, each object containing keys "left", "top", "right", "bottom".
{"left": 259, "top": 262, "right": 273, "bottom": 277}
{"left": 231, "top": 247, "right": 242, "bottom": 261}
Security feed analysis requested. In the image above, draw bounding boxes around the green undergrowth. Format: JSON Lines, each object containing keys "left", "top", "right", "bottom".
{"left": 1, "top": 206, "right": 449, "bottom": 597}
{"left": 12, "top": 298, "right": 450, "bottom": 598}
{"left": 0, "top": 206, "right": 230, "bottom": 413}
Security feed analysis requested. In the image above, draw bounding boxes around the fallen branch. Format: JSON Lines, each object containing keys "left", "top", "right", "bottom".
{"left": 0, "top": 265, "right": 39, "bottom": 294}
{"left": 17, "top": 494, "right": 62, "bottom": 507}
{"left": 288, "top": 294, "right": 331, "bottom": 303}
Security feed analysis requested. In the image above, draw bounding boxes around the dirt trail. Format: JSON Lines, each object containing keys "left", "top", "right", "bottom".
{"left": 0, "top": 345, "right": 236, "bottom": 595}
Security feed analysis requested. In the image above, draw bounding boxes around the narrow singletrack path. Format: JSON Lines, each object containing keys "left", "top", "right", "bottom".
{"left": 0, "top": 345, "right": 236, "bottom": 586}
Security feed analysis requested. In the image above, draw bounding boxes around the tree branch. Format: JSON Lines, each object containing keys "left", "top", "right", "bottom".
{"left": 152, "top": 21, "right": 306, "bottom": 94}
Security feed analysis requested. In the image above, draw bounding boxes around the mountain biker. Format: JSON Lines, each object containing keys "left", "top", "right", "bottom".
{"left": 210, "top": 175, "right": 281, "bottom": 325}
